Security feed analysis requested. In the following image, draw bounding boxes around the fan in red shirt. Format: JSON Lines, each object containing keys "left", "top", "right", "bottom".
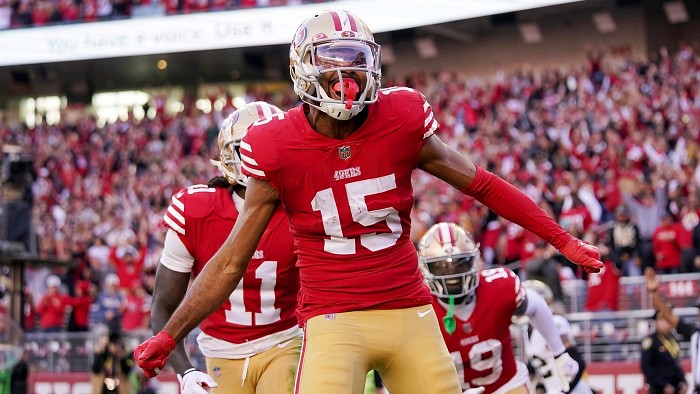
{"left": 112, "top": 245, "right": 146, "bottom": 291}
{"left": 37, "top": 275, "right": 66, "bottom": 332}
{"left": 122, "top": 283, "right": 150, "bottom": 332}
{"left": 67, "top": 281, "right": 92, "bottom": 331}
{"left": 653, "top": 214, "right": 682, "bottom": 274}
{"left": 584, "top": 245, "right": 621, "bottom": 312}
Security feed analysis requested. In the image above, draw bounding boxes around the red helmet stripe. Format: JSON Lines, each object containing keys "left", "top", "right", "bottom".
{"left": 436, "top": 223, "right": 444, "bottom": 244}
{"left": 437, "top": 222, "right": 453, "bottom": 246}
{"left": 329, "top": 11, "right": 342, "bottom": 31}
{"left": 346, "top": 12, "right": 358, "bottom": 32}
{"left": 253, "top": 103, "right": 263, "bottom": 117}
{"left": 448, "top": 224, "right": 456, "bottom": 245}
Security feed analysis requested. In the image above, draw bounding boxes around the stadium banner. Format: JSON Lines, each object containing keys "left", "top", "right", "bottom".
{"left": 28, "top": 361, "right": 696, "bottom": 394}
{"left": 0, "top": 0, "right": 584, "bottom": 67}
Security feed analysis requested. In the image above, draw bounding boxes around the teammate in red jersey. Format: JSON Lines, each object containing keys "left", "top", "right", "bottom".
{"left": 149, "top": 102, "right": 301, "bottom": 394}
{"left": 135, "top": 10, "right": 602, "bottom": 394}
{"left": 419, "top": 222, "right": 579, "bottom": 394}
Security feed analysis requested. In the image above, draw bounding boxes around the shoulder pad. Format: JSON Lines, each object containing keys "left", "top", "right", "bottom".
{"left": 164, "top": 185, "right": 223, "bottom": 235}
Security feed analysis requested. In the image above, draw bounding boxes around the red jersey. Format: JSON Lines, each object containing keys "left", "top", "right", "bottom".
{"left": 241, "top": 87, "right": 436, "bottom": 323}
{"left": 652, "top": 224, "right": 681, "bottom": 270}
{"left": 584, "top": 260, "right": 620, "bottom": 311}
{"left": 432, "top": 268, "right": 526, "bottom": 393}
{"left": 163, "top": 185, "right": 299, "bottom": 344}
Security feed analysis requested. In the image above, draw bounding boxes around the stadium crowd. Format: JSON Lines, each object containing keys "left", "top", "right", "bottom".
{"left": 0, "top": 0, "right": 330, "bottom": 29}
{"left": 0, "top": 44, "right": 699, "bottom": 334}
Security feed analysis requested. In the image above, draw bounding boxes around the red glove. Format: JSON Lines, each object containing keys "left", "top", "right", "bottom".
{"left": 560, "top": 237, "right": 603, "bottom": 273}
{"left": 134, "top": 331, "right": 176, "bottom": 378}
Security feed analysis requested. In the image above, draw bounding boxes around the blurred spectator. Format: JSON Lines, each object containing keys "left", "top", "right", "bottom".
{"left": 10, "top": 351, "right": 29, "bottom": 394}
{"left": 111, "top": 245, "right": 145, "bottom": 291}
{"left": 559, "top": 196, "right": 593, "bottom": 239}
{"left": 0, "top": 286, "right": 6, "bottom": 340}
{"left": 95, "top": 274, "right": 126, "bottom": 333}
{"left": 609, "top": 206, "right": 641, "bottom": 276}
{"left": 584, "top": 244, "right": 621, "bottom": 312}
{"left": 67, "top": 281, "right": 92, "bottom": 331}
{"left": 678, "top": 196, "right": 700, "bottom": 273}
{"left": 36, "top": 275, "right": 66, "bottom": 332}
{"left": 653, "top": 214, "right": 682, "bottom": 274}
{"left": 91, "top": 332, "right": 134, "bottom": 394}
{"left": 524, "top": 242, "right": 564, "bottom": 303}
{"left": 623, "top": 184, "right": 668, "bottom": 271}
{"left": 22, "top": 289, "right": 36, "bottom": 333}
{"left": 4, "top": 0, "right": 335, "bottom": 28}
{"left": 121, "top": 284, "right": 150, "bottom": 332}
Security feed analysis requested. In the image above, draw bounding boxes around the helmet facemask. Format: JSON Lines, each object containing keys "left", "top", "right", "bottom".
{"left": 290, "top": 11, "right": 382, "bottom": 121}
{"left": 214, "top": 136, "right": 248, "bottom": 187}
{"left": 420, "top": 253, "right": 480, "bottom": 301}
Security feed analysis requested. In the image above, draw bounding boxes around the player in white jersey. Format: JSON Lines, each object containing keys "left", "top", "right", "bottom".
{"left": 519, "top": 280, "right": 593, "bottom": 394}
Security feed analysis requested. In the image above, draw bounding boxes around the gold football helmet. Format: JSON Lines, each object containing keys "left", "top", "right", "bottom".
{"left": 289, "top": 10, "right": 381, "bottom": 120}
{"left": 211, "top": 101, "right": 282, "bottom": 186}
{"left": 418, "top": 222, "right": 480, "bottom": 298}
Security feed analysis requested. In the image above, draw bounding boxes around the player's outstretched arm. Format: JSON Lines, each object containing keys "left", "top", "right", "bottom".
{"left": 164, "top": 178, "right": 279, "bottom": 339}
{"left": 418, "top": 135, "right": 603, "bottom": 273}
{"left": 151, "top": 259, "right": 195, "bottom": 375}
{"left": 135, "top": 178, "right": 279, "bottom": 374}
{"left": 520, "top": 289, "right": 566, "bottom": 356}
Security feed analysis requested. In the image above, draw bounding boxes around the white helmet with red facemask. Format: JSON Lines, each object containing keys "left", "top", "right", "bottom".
{"left": 289, "top": 10, "right": 381, "bottom": 120}
{"left": 418, "top": 222, "right": 481, "bottom": 299}
{"left": 211, "top": 101, "right": 282, "bottom": 187}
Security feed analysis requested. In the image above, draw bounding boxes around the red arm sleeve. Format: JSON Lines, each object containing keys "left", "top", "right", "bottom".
{"left": 461, "top": 165, "right": 573, "bottom": 250}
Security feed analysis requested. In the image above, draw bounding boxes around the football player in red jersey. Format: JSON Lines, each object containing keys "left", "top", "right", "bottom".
{"left": 149, "top": 102, "right": 301, "bottom": 394}
{"left": 419, "top": 223, "right": 579, "bottom": 394}
{"left": 135, "top": 10, "right": 602, "bottom": 394}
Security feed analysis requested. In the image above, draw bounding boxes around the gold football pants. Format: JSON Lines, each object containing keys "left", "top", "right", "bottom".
{"left": 294, "top": 305, "right": 461, "bottom": 394}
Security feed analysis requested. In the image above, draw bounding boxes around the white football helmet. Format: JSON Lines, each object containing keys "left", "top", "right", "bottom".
{"left": 418, "top": 222, "right": 481, "bottom": 299}
{"left": 513, "top": 280, "right": 556, "bottom": 326}
{"left": 289, "top": 9, "right": 381, "bottom": 120}
{"left": 522, "top": 280, "right": 554, "bottom": 305}
{"left": 210, "top": 101, "right": 282, "bottom": 186}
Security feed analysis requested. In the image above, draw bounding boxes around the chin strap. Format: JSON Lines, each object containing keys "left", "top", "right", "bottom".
{"left": 443, "top": 295, "right": 457, "bottom": 335}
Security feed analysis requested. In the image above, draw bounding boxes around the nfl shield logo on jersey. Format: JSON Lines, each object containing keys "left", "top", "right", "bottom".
{"left": 212, "top": 366, "right": 222, "bottom": 377}
{"left": 462, "top": 323, "right": 472, "bottom": 333}
{"left": 338, "top": 146, "right": 351, "bottom": 160}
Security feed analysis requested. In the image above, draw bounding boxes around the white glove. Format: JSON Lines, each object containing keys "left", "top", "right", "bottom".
{"left": 177, "top": 369, "right": 218, "bottom": 394}
{"left": 554, "top": 351, "right": 579, "bottom": 393}
{"left": 463, "top": 388, "right": 485, "bottom": 394}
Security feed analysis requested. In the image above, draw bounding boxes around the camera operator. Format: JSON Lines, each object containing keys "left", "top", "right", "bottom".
{"left": 92, "top": 331, "right": 134, "bottom": 394}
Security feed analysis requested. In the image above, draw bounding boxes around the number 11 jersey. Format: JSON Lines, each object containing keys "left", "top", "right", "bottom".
{"left": 241, "top": 87, "right": 437, "bottom": 323}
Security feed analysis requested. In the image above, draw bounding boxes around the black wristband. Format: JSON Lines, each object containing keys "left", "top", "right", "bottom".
{"left": 182, "top": 368, "right": 197, "bottom": 376}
